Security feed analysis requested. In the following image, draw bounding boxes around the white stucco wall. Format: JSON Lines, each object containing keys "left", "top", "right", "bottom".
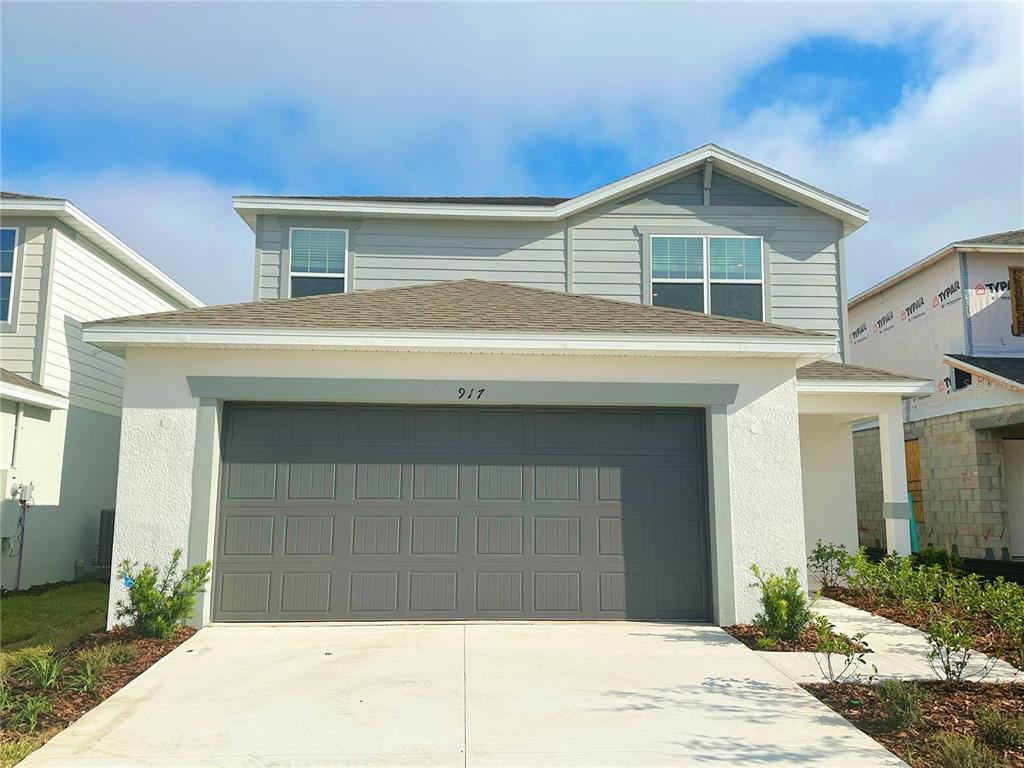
{"left": 106, "top": 347, "right": 810, "bottom": 627}
{"left": 799, "top": 414, "right": 859, "bottom": 587}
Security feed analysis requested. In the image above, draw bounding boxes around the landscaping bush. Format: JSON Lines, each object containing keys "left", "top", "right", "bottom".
{"left": 806, "top": 540, "right": 850, "bottom": 589}
{"left": 875, "top": 680, "right": 924, "bottom": 729}
{"left": 749, "top": 564, "right": 813, "bottom": 642}
{"left": 74, "top": 646, "right": 114, "bottom": 676}
{"left": 983, "top": 579, "right": 1024, "bottom": 669}
{"left": 933, "top": 733, "right": 999, "bottom": 768}
{"left": 810, "top": 615, "right": 871, "bottom": 685}
{"left": 846, "top": 548, "right": 887, "bottom": 600}
{"left": 912, "top": 545, "right": 963, "bottom": 573}
{"left": 8, "top": 694, "right": 50, "bottom": 732}
{"left": 975, "top": 705, "right": 1024, "bottom": 749}
{"left": 106, "top": 642, "right": 137, "bottom": 665}
{"left": 67, "top": 662, "right": 101, "bottom": 695}
{"left": 115, "top": 548, "right": 211, "bottom": 640}
{"left": 926, "top": 615, "right": 993, "bottom": 686}
{"left": 23, "top": 652, "right": 63, "bottom": 691}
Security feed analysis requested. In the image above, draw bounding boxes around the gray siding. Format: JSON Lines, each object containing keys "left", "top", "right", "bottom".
{"left": 0, "top": 219, "right": 50, "bottom": 380}
{"left": 251, "top": 171, "right": 844, "bottom": 339}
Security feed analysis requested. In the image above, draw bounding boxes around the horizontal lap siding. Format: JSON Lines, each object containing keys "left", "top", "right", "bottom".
{"left": 44, "top": 231, "right": 177, "bottom": 416}
{"left": 572, "top": 171, "right": 842, "bottom": 335}
{"left": 257, "top": 216, "right": 566, "bottom": 298}
{"left": 0, "top": 224, "right": 48, "bottom": 379}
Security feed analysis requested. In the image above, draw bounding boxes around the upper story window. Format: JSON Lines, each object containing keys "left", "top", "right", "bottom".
{"left": 0, "top": 228, "right": 16, "bottom": 323}
{"left": 289, "top": 228, "right": 347, "bottom": 298}
{"left": 651, "top": 235, "right": 764, "bottom": 321}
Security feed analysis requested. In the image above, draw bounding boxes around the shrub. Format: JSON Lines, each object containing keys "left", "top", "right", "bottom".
{"left": 926, "top": 615, "right": 993, "bottom": 686}
{"left": 912, "top": 545, "right": 963, "bottom": 573}
{"left": 68, "top": 662, "right": 101, "bottom": 695}
{"left": 875, "top": 680, "right": 924, "bottom": 729}
{"left": 975, "top": 705, "right": 1024, "bottom": 749}
{"left": 811, "top": 615, "right": 871, "bottom": 685}
{"left": 807, "top": 540, "right": 850, "bottom": 590}
{"left": 933, "top": 734, "right": 999, "bottom": 768}
{"left": 8, "top": 694, "right": 50, "bottom": 732}
{"left": 24, "top": 652, "right": 64, "bottom": 691}
{"left": 106, "top": 641, "right": 137, "bottom": 665}
{"left": 749, "top": 564, "right": 814, "bottom": 642}
{"left": 754, "top": 636, "right": 776, "bottom": 651}
{"left": 115, "top": 548, "right": 211, "bottom": 639}
{"left": 846, "top": 548, "right": 887, "bottom": 600}
{"left": 74, "top": 646, "right": 114, "bottom": 676}
{"left": 983, "top": 579, "right": 1024, "bottom": 669}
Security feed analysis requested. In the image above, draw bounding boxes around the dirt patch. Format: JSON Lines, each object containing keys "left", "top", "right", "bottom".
{"left": 804, "top": 681, "right": 1024, "bottom": 767}
{"left": 723, "top": 623, "right": 867, "bottom": 653}
{"left": 822, "top": 586, "right": 1021, "bottom": 669}
{"left": 1, "top": 627, "right": 195, "bottom": 752}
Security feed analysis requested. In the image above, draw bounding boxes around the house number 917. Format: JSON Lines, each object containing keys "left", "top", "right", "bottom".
{"left": 458, "top": 387, "right": 486, "bottom": 400}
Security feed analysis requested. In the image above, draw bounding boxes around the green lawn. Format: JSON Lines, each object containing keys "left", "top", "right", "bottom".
{"left": 1, "top": 581, "right": 108, "bottom": 653}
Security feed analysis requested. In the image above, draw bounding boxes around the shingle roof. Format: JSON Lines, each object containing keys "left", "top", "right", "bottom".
{"left": 958, "top": 229, "right": 1024, "bottom": 247}
{"left": 796, "top": 360, "right": 927, "bottom": 383}
{"left": 233, "top": 195, "right": 568, "bottom": 206}
{"left": 946, "top": 355, "right": 1024, "bottom": 387}
{"left": 86, "top": 279, "right": 826, "bottom": 339}
{"left": 0, "top": 368, "right": 65, "bottom": 398}
{"left": 0, "top": 191, "right": 64, "bottom": 201}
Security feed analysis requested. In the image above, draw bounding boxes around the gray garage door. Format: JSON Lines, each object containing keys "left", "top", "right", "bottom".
{"left": 213, "top": 404, "right": 710, "bottom": 622}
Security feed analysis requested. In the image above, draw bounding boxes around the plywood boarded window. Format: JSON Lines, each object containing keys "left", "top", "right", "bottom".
{"left": 1010, "top": 266, "right": 1024, "bottom": 337}
{"left": 905, "top": 439, "right": 924, "bottom": 524}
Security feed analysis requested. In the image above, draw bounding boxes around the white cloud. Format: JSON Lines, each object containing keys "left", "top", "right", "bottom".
{"left": 1, "top": 2, "right": 1020, "bottom": 304}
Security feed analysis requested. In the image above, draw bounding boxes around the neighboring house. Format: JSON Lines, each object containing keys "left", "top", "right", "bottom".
{"left": 83, "top": 144, "right": 929, "bottom": 628}
{"left": 848, "top": 230, "right": 1024, "bottom": 560}
{"left": 0, "top": 193, "right": 202, "bottom": 590}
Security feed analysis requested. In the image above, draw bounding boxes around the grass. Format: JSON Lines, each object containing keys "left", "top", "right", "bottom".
{"left": 0, "top": 729, "right": 55, "bottom": 768}
{"left": 0, "top": 582, "right": 108, "bottom": 653}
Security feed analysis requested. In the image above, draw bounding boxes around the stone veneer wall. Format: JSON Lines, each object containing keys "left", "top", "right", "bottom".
{"left": 852, "top": 403, "right": 1024, "bottom": 559}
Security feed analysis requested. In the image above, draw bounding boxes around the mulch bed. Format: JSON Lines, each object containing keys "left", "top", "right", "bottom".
{"left": 822, "top": 586, "right": 1021, "bottom": 669}
{"left": 723, "top": 623, "right": 866, "bottom": 653}
{"left": 2, "top": 627, "right": 195, "bottom": 742}
{"left": 804, "top": 681, "right": 1024, "bottom": 767}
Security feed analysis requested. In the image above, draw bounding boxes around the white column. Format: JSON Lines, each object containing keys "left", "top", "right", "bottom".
{"left": 878, "top": 402, "right": 912, "bottom": 555}
{"left": 187, "top": 398, "right": 222, "bottom": 627}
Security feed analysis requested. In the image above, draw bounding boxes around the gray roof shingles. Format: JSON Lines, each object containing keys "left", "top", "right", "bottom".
{"left": 946, "top": 355, "right": 1024, "bottom": 386}
{"left": 234, "top": 195, "right": 569, "bottom": 206}
{"left": 796, "top": 360, "right": 928, "bottom": 384}
{"left": 86, "top": 279, "right": 826, "bottom": 339}
{"left": 0, "top": 368, "right": 66, "bottom": 398}
{"left": 958, "top": 229, "right": 1024, "bottom": 247}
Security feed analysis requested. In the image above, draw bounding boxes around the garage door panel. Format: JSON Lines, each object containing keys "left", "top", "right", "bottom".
{"left": 214, "top": 404, "right": 710, "bottom": 622}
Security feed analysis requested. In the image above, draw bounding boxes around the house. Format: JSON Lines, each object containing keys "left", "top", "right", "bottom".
{"left": 848, "top": 230, "right": 1024, "bottom": 560}
{"left": 82, "top": 144, "right": 930, "bottom": 628}
{"left": 0, "top": 193, "right": 202, "bottom": 590}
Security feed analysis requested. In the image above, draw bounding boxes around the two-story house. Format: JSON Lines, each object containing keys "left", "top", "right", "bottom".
{"left": 848, "top": 230, "right": 1024, "bottom": 560}
{"left": 0, "top": 192, "right": 201, "bottom": 589}
{"left": 83, "top": 144, "right": 929, "bottom": 628}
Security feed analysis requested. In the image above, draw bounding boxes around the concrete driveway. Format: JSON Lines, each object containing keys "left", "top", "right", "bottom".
{"left": 23, "top": 623, "right": 903, "bottom": 767}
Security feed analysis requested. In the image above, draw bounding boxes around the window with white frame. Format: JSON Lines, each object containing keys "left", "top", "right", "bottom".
{"left": 289, "top": 228, "right": 347, "bottom": 297}
{"left": 651, "top": 235, "right": 764, "bottom": 321}
{"left": 0, "top": 228, "right": 16, "bottom": 323}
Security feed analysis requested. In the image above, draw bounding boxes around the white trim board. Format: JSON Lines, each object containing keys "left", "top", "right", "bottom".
{"left": 233, "top": 144, "right": 869, "bottom": 231}
{"left": 942, "top": 355, "right": 1024, "bottom": 393}
{"left": 0, "top": 381, "right": 69, "bottom": 410}
{"left": 82, "top": 324, "right": 839, "bottom": 359}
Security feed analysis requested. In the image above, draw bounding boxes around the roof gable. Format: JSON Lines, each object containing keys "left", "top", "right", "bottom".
{"left": 233, "top": 144, "right": 867, "bottom": 231}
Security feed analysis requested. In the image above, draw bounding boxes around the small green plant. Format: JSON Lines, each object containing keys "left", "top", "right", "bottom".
{"left": 875, "top": 680, "right": 924, "bottom": 730}
{"left": 912, "top": 544, "right": 963, "bottom": 573}
{"left": 932, "top": 733, "right": 999, "bottom": 768}
{"left": 755, "top": 636, "right": 776, "bottom": 651}
{"left": 807, "top": 540, "right": 850, "bottom": 590}
{"left": 975, "top": 705, "right": 1024, "bottom": 749}
{"left": 24, "top": 652, "right": 64, "bottom": 691}
{"left": 0, "top": 677, "right": 13, "bottom": 712}
{"left": 106, "top": 641, "right": 137, "bottom": 665}
{"left": 846, "top": 548, "right": 886, "bottom": 600}
{"left": 8, "top": 694, "right": 51, "bottom": 732}
{"left": 750, "top": 564, "right": 814, "bottom": 642}
{"left": 74, "top": 646, "right": 114, "bottom": 676}
{"left": 926, "top": 615, "right": 993, "bottom": 686}
{"left": 810, "top": 615, "right": 871, "bottom": 685}
{"left": 67, "top": 662, "right": 101, "bottom": 695}
{"left": 115, "top": 548, "right": 212, "bottom": 639}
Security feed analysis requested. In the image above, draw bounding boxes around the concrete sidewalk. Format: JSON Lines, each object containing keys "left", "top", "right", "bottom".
{"left": 20, "top": 621, "right": 904, "bottom": 767}
{"left": 757, "top": 597, "right": 1024, "bottom": 685}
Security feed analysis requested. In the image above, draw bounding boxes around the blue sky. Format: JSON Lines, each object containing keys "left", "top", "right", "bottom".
{"left": 2, "top": 2, "right": 1022, "bottom": 304}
